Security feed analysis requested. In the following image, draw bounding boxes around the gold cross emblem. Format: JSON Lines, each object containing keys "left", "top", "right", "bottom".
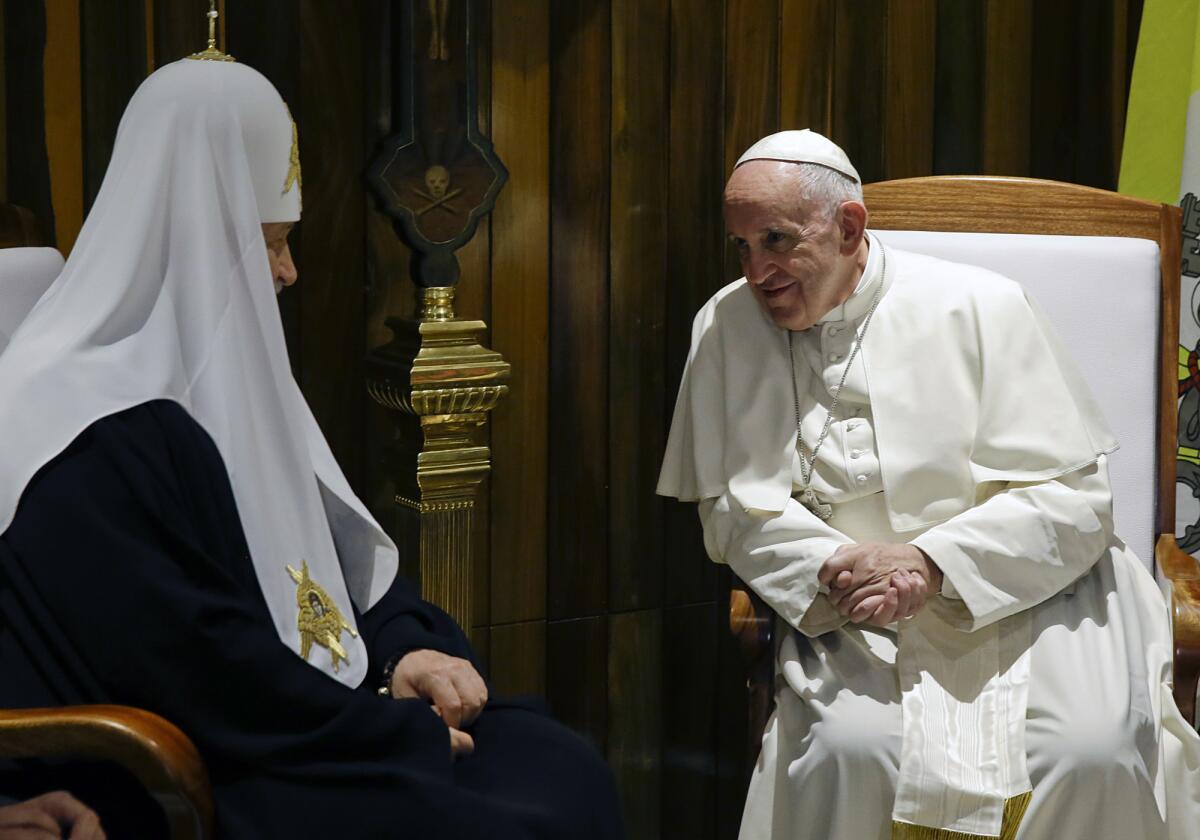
{"left": 286, "top": 561, "right": 357, "bottom": 672}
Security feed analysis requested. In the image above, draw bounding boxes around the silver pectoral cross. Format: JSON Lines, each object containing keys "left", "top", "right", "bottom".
{"left": 797, "top": 486, "right": 832, "bottom": 521}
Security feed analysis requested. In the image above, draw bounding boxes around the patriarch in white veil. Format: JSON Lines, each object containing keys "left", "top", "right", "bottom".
{"left": 0, "top": 58, "right": 395, "bottom": 688}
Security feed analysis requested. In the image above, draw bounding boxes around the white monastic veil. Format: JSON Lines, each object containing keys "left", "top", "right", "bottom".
{"left": 0, "top": 59, "right": 397, "bottom": 688}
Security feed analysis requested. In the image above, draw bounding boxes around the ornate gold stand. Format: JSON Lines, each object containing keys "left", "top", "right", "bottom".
{"left": 366, "top": 287, "right": 509, "bottom": 626}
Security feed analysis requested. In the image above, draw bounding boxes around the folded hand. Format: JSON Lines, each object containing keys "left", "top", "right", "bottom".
{"left": 389, "top": 649, "right": 489, "bottom": 757}
{"left": 818, "top": 542, "right": 942, "bottom": 626}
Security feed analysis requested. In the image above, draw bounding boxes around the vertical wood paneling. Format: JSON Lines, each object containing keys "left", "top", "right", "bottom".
{"left": 0, "top": 6, "right": 7, "bottom": 200}
{"left": 547, "top": 616, "right": 608, "bottom": 750}
{"left": 548, "top": 0, "right": 611, "bottom": 620}
{"left": 725, "top": 0, "right": 779, "bottom": 174}
{"left": 661, "top": 603, "right": 718, "bottom": 840}
{"left": 297, "top": 0, "right": 366, "bottom": 497}
{"left": 43, "top": 0, "right": 82, "bottom": 253}
{"left": 490, "top": 619, "right": 546, "bottom": 696}
{"left": 609, "top": 0, "right": 668, "bottom": 613}
{"left": 80, "top": 0, "right": 146, "bottom": 212}
{"left": 1073, "top": 0, "right": 1117, "bottom": 188}
{"left": 779, "top": 0, "right": 833, "bottom": 133}
{"left": 933, "top": 0, "right": 984, "bottom": 175}
{"left": 152, "top": 0, "right": 207, "bottom": 67}
{"left": 982, "top": 0, "right": 1032, "bottom": 175}
{"left": 608, "top": 609, "right": 662, "bottom": 840}
{"left": 832, "top": 1, "right": 886, "bottom": 184}
{"left": 3, "top": 1, "right": 54, "bottom": 229}
{"left": 490, "top": 0, "right": 550, "bottom": 626}
{"left": 665, "top": 0, "right": 723, "bottom": 609}
{"left": 1029, "top": 1, "right": 1076, "bottom": 182}
{"left": 883, "top": 0, "right": 935, "bottom": 179}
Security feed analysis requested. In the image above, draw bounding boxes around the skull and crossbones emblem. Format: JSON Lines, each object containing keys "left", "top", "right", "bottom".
{"left": 412, "top": 165, "right": 462, "bottom": 216}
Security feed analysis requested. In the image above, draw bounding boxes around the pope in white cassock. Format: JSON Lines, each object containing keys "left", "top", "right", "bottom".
{"left": 658, "top": 130, "right": 1200, "bottom": 840}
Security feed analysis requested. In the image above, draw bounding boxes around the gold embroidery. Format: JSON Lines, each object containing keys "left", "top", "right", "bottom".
{"left": 286, "top": 561, "right": 357, "bottom": 671}
{"left": 283, "top": 106, "right": 302, "bottom": 208}
{"left": 890, "top": 792, "right": 1032, "bottom": 840}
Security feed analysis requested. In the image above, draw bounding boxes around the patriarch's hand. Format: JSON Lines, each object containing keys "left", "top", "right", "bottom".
{"left": 389, "top": 649, "right": 489, "bottom": 757}
{"left": 818, "top": 542, "right": 942, "bottom": 626}
{"left": 0, "top": 791, "right": 106, "bottom": 840}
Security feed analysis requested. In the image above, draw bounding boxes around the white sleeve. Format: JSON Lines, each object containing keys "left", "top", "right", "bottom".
{"left": 699, "top": 493, "right": 855, "bottom": 637}
{"left": 910, "top": 455, "right": 1113, "bottom": 632}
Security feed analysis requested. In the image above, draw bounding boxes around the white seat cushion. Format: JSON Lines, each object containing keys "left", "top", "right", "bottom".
{"left": 873, "top": 230, "right": 1161, "bottom": 571}
{"left": 0, "top": 247, "right": 63, "bottom": 353}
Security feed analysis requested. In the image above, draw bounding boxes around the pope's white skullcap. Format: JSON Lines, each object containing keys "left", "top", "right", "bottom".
{"left": 734, "top": 129, "right": 860, "bottom": 183}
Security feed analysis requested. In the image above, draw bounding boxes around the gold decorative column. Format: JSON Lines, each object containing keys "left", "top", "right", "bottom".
{"left": 366, "top": 287, "right": 509, "bottom": 626}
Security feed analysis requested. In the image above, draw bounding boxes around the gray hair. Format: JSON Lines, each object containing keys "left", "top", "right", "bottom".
{"left": 787, "top": 162, "right": 863, "bottom": 217}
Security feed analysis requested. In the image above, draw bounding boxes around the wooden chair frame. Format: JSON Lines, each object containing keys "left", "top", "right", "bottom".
{"left": 730, "top": 176, "right": 1200, "bottom": 761}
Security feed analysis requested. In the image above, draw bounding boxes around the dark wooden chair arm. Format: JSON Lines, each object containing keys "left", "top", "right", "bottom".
{"left": 0, "top": 705, "right": 213, "bottom": 840}
{"left": 1157, "top": 534, "right": 1200, "bottom": 728}
{"left": 730, "top": 578, "right": 775, "bottom": 768}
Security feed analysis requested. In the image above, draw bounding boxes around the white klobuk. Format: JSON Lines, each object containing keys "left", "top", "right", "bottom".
{"left": 0, "top": 59, "right": 397, "bottom": 688}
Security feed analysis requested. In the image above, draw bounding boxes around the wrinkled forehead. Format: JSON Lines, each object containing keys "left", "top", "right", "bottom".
{"left": 125, "top": 60, "right": 301, "bottom": 223}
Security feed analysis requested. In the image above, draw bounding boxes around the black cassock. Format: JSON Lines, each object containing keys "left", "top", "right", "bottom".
{"left": 0, "top": 400, "right": 623, "bottom": 839}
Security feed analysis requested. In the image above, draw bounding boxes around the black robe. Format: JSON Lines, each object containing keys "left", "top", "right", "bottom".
{"left": 0, "top": 400, "right": 623, "bottom": 839}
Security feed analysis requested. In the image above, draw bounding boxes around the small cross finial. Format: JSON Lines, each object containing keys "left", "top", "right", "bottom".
{"left": 187, "top": 0, "right": 235, "bottom": 62}
{"left": 207, "top": 0, "right": 218, "bottom": 50}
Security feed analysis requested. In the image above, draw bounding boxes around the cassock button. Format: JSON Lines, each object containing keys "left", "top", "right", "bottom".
{"left": 829, "top": 353, "right": 843, "bottom": 363}
{"left": 856, "top": 474, "right": 869, "bottom": 484}
{"left": 850, "top": 449, "right": 863, "bottom": 459}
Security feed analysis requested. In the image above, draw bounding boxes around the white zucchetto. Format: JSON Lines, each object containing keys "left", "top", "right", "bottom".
{"left": 735, "top": 129, "right": 861, "bottom": 183}
{"left": 0, "top": 59, "right": 394, "bottom": 688}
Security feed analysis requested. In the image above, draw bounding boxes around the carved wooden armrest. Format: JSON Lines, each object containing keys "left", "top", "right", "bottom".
{"left": 1156, "top": 534, "right": 1200, "bottom": 727}
{"left": 730, "top": 578, "right": 775, "bottom": 767}
{"left": 0, "top": 705, "right": 213, "bottom": 840}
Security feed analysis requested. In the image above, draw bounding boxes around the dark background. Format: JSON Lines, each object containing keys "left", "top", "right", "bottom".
{"left": 2, "top": 1, "right": 1145, "bottom": 836}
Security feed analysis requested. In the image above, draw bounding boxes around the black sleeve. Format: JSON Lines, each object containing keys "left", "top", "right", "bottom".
{"left": 0, "top": 401, "right": 453, "bottom": 780}
{"left": 358, "top": 574, "right": 477, "bottom": 689}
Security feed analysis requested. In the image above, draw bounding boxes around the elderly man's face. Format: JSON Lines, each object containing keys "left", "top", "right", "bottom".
{"left": 723, "top": 160, "right": 866, "bottom": 331}
{"left": 262, "top": 222, "right": 297, "bottom": 294}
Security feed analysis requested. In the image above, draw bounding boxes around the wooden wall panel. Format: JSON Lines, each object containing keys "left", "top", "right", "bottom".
{"left": 1029, "top": 1, "right": 1077, "bottom": 183}
{"left": 4, "top": 0, "right": 52, "bottom": 237}
{"left": 608, "top": 609, "right": 663, "bottom": 840}
{"left": 79, "top": 0, "right": 145, "bottom": 212}
{"left": 490, "top": 0, "right": 550, "bottom": 626}
{"left": 725, "top": 0, "right": 779, "bottom": 174}
{"left": 832, "top": 0, "right": 886, "bottom": 184}
{"left": 42, "top": 0, "right": 82, "bottom": 253}
{"left": 609, "top": 0, "right": 668, "bottom": 613}
{"left": 661, "top": 603, "right": 719, "bottom": 840}
{"left": 982, "top": 0, "right": 1032, "bottom": 175}
{"left": 548, "top": 0, "right": 611, "bottom": 620}
{"left": 883, "top": 0, "right": 935, "bottom": 178}
{"left": 547, "top": 616, "right": 608, "bottom": 750}
{"left": 296, "top": 0, "right": 367, "bottom": 495}
{"left": 779, "top": 0, "right": 833, "bottom": 134}
{"left": 152, "top": 0, "right": 208, "bottom": 67}
{"left": 490, "top": 619, "right": 546, "bottom": 697}
{"left": 933, "top": 0, "right": 984, "bottom": 175}
{"left": 664, "top": 0, "right": 722, "bottom": 609}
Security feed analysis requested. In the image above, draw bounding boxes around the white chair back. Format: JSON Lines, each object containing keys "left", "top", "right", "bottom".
{"left": 0, "top": 247, "right": 64, "bottom": 354}
{"left": 872, "top": 230, "right": 1160, "bottom": 572}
